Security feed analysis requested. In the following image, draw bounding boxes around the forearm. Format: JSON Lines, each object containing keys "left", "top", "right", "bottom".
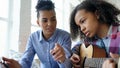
{"left": 72, "top": 45, "right": 80, "bottom": 55}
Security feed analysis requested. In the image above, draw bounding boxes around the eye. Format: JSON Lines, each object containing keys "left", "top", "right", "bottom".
{"left": 80, "top": 19, "right": 86, "bottom": 24}
{"left": 51, "top": 18, "right": 56, "bottom": 22}
{"left": 51, "top": 16, "right": 56, "bottom": 22}
{"left": 42, "top": 19, "right": 48, "bottom": 23}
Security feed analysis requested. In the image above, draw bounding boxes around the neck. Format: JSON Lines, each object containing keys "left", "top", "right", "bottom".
{"left": 97, "top": 24, "right": 110, "bottom": 38}
{"left": 42, "top": 32, "right": 52, "bottom": 40}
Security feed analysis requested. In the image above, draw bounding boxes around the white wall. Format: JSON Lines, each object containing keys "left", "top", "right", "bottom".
{"left": 19, "top": 0, "right": 31, "bottom": 52}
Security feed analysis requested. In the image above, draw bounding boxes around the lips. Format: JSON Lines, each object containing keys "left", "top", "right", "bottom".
{"left": 46, "top": 28, "right": 54, "bottom": 32}
{"left": 84, "top": 31, "right": 90, "bottom": 37}
{"left": 46, "top": 29, "right": 53, "bottom": 32}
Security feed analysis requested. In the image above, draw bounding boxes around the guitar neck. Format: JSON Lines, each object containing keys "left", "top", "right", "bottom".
{"left": 83, "top": 58, "right": 118, "bottom": 68}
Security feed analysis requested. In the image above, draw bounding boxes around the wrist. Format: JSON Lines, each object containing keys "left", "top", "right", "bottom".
{"left": 59, "top": 57, "right": 66, "bottom": 63}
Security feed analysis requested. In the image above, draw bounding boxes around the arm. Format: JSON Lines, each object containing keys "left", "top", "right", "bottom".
{"left": 19, "top": 35, "right": 36, "bottom": 68}
{"left": 70, "top": 43, "right": 81, "bottom": 68}
{"left": 50, "top": 33, "right": 72, "bottom": 68}
{"left": 2, "top": 36, "right": 35, "bottom": 68}
{"left": 2, "top": 57, "right": 21, "bottom": 68}
{"left": 50, "top": 43, "right": 72, "bottom": 68}
{"left": 72, "top": 44, "right": 80, "bottom": 55}
{"left": 58, "top": 34, "right": 72, "bottom": 68}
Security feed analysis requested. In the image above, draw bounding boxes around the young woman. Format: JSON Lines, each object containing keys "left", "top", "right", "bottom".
{"left": 69, "top": 0, "right": 120, "bottom": 67}
{"left": 2, "top": 0, "right": 72, "bottom": 68}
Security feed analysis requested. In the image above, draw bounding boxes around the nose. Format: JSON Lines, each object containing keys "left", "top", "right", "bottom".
{"left": 81, "top": 26, "right": 85, "bottom": 32}
{"left": 47, "top": 20, "right": 52, "bottom": 26}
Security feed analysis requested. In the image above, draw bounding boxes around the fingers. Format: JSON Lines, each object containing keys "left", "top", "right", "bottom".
{"left": 2, "top": 57, "right": 9, "bottom": 61}
{"left": 2, "top": 57, "right": 21, "bottom": 68}
{"left": 70, "top": 53, "right": 81, "bottom": 68}
{"left": 70, "top": 53, "right": 80, "bottom": 63}
{"left": 52, "top": 49, "right": 62, "bottom": 60}
{"left": 110, "top": 52, "right": 119, "bottom": 58}
{"left": 50, "top": 43, "right": 66, "bottom": 62}
{"left": 109, "top": 59, "right": 117, "bottom": 68}
{"left": 102, "top": 59, "right": 116, "bottom": 68}
{"left": 2, "top": 57, "right": 13, "bottom": 68}
{"left": 73, "top": 64, "right": 81, "bottom": 68}
{"left": 2, "top": 57, "right": 12, "bottom": 63}
{"left": 50, "top": 43, "right": 60, "bottom": 55}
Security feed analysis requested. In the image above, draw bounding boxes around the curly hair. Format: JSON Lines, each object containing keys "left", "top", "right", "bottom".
{"left": 70, "top": 0, "right": 120, "bottom": 41}
{"left": 35, "top": 0, "right": 55, "bottom": 19}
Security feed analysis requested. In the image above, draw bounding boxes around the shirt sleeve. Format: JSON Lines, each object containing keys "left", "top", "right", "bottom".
{"left": 58, "top": 32, "right": 72, "bottom": 68}
{"left": 58, "top": 58, "right": 72, "bottom": 68}
{"left": 19, "top": 35, "right": 36, "bottom": 68}
{"left": 72, "top": 43, "right": 81, "bottom": 55}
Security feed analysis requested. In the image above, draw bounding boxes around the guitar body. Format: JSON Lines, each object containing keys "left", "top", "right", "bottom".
{"left": 80, "top": 43, "right": 106, "bottom": 60}
{"left": 79, "top": 43, "right": 107, "bottom": 68}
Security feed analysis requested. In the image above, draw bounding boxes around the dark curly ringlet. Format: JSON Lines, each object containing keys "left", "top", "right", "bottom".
{"left": 70, "top": 0, "right": 120, "bottom": 41}
{"left": 35, "top": 0, "right": 55, "bottom": 19}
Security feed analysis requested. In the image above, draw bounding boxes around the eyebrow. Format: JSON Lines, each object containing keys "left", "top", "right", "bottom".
{"left": 80, "top": 17, "right": 86, "bottom": 21}
{"left": 79, "top": 17, "right": 83, "bottom": 23}
{"left": 41, "top": 16, "right": 56, "bottom": 19}
{"left": 42, "top": 18, "right": 47, "bottom": 20}
{"left": 51, "top": 16, "right": 56, "bottom": 19}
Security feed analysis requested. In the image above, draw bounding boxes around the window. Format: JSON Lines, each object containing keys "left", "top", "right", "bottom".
{"left": 0, "top": 0, "right": 20, "bottom": 57}
{"left": 31, "top": 0, "right": 40, "bottom": 33}
{"left": 0, "top": 20, "right": 8, "bottom": 56}
{"left": 0, "top": 0, "right": 9, "bottom": 56}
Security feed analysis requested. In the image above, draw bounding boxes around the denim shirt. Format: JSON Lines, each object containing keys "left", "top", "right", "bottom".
{"left": 19, "top": 28, "right": 72, "bottom": 68}
{"left": 72, "top": 25, "right": 120, "bottom": 57}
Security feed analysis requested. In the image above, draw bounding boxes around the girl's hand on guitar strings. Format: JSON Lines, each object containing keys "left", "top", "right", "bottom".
{"left": 110, "top": 52, "right": 119, "bottom": 58}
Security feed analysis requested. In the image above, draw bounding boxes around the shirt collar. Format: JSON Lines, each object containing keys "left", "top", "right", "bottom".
{"left": 107, "top": 25, "right": 118, "bottom": 39}
{"left": 39, "top": 29, "right": 58, "bottom": 42}
{"left": 39, "top": 30, "right": 43, "bottom": 41}
{"left": 95, "top": 25, "right": 119, "bottom": 39}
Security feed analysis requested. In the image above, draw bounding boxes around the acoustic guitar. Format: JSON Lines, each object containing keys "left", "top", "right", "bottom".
{"left": 79, "top": 43, "right": 118, "bottom": 68}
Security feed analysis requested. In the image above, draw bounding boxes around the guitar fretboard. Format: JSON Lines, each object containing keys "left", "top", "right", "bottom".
{"left": 84, "top": 58, "right": 118, "bottom": 68}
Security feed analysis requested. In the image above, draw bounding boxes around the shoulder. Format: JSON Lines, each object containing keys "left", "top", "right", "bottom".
{"left": 56, "top": 28, "right": 70, "bottom": 35}
{"left": 72, "top": 41, "right": 82, "bottom": 47}
{"left": 54, "top": 28, "right": 71, "bottom": 41}
{"left": 31, "top": 30, "right": 40, "bottom": 35}
{"left": 29, "top": 30, "right": 41, "bottom": 39}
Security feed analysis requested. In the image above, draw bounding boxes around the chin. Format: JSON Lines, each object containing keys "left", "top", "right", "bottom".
{"left": 87, "top": 35, "right": 94, "bottom": 38}
{"left": 48, "top": 32, "right": 54, "bottom": 35}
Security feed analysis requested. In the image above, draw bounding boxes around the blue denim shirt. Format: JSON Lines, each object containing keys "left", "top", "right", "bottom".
{"left": 19, "top": 28, "right": 72, "bottom": 68}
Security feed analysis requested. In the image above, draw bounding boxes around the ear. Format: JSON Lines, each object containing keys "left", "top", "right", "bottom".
{"left": 36, "top": 19, "right": 40, "bottom": 27}
{"left": 95, "top": 10, "right": 99, "bottom": 19}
